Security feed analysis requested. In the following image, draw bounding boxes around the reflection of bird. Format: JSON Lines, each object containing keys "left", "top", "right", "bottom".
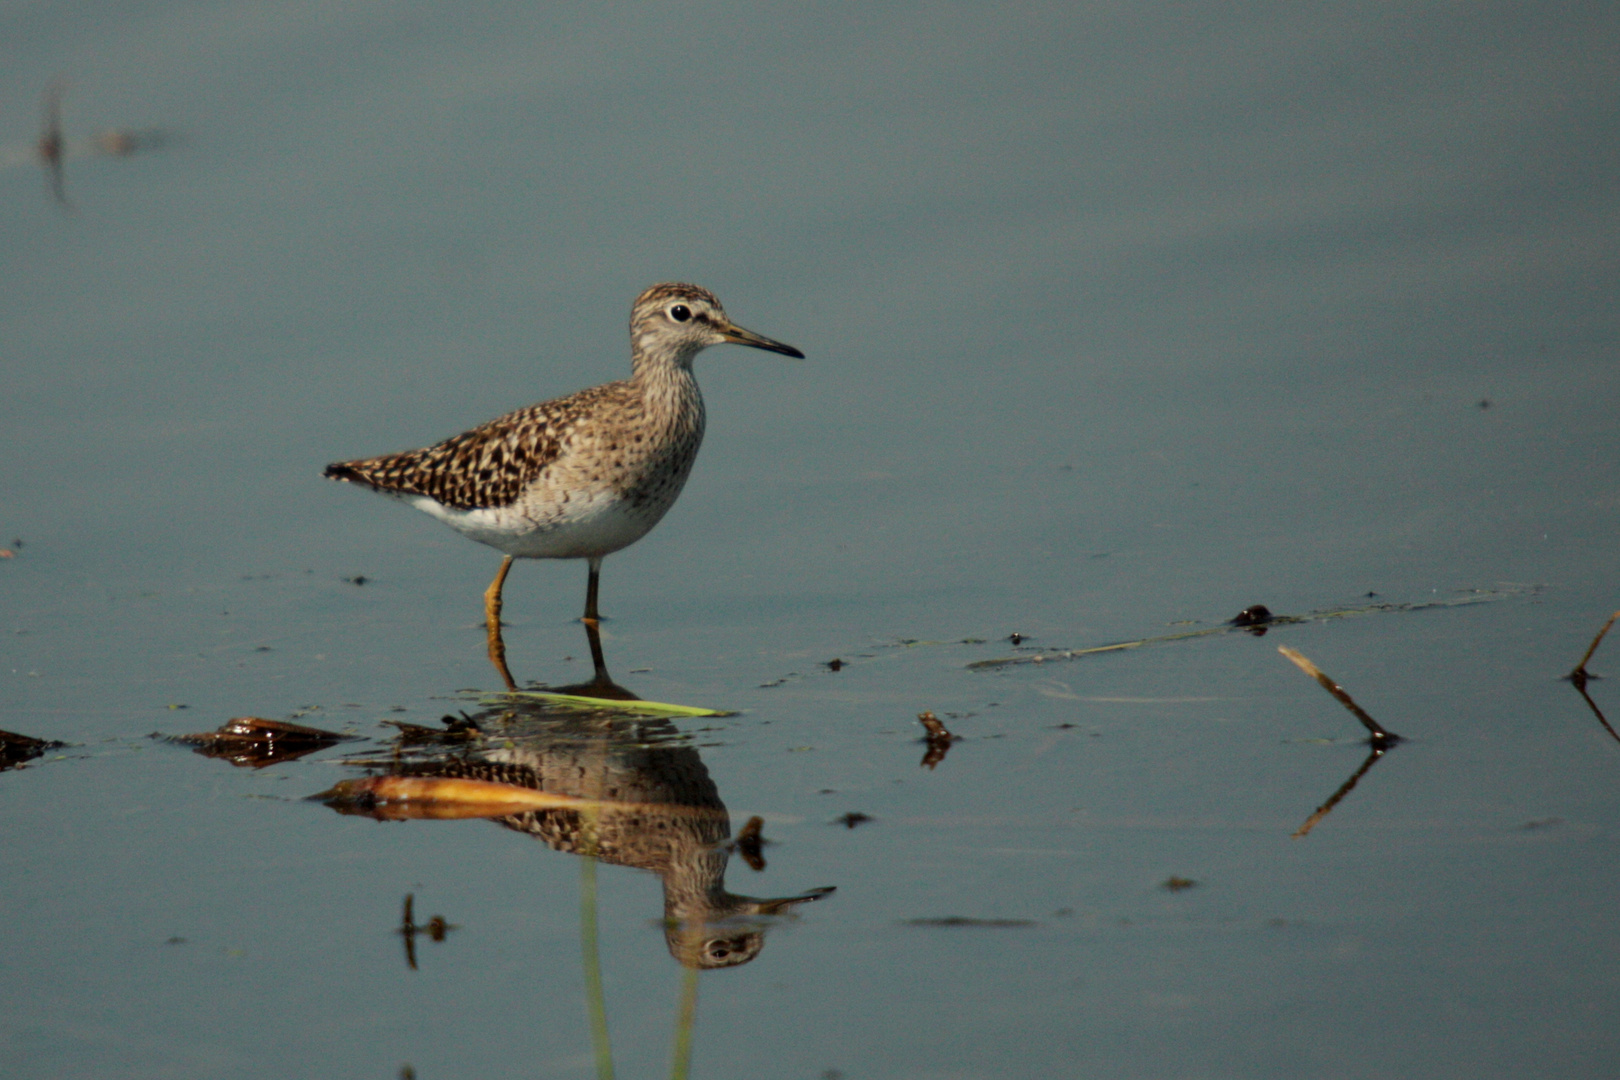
{"left": 325, "top": 283, "right": 802, "bottom": 688}
{"left": 394, "top": 707, "right": 831, "bottom": 968}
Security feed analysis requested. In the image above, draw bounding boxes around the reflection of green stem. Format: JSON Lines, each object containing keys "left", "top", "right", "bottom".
{"left": 580, "top": 855, "right": 614, "bottom": 1080}
{"left": 670, "top": 965, "right": 699, "bottom": 1080}
{"left": 480, "top": 689, "right": 733, "bottom": 717}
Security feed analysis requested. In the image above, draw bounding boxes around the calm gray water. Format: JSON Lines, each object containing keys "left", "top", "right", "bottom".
{"left": 4, "top": 3, "right": 1619, "bottom": 1078}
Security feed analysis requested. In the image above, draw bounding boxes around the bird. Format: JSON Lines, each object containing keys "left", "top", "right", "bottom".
{"left": 324, "top": 282, "right": 803, "bottom": 690}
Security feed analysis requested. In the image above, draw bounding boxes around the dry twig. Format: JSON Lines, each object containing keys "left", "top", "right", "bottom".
{"left": 1569, "top": 611, "right": 1620, "bottom": 687}
{"left": 1277, "top": 646, "right": 1400, "bottom": 744}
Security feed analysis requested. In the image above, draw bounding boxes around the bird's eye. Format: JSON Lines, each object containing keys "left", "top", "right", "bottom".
{"left": 670, "top": 304, "right": 691, "bottom": 322}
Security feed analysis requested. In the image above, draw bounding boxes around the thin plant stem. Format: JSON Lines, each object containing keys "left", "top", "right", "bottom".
{"left": 669, "top": 965, "right": 700, "bottom": 1080}
{"left": 1572, "top": 611, "right": 1620, "bottom": 680}
{"left": 1278, "top": 646, "right": 1398, "bottom": 742}
{"left": 580, "top": 855, "right": 614, "bottom": 1080}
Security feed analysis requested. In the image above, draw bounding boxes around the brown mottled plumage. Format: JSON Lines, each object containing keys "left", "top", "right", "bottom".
{"left": 324, "top": 282, "right": 803, "bottom": 689}
{"left": 325, "top": 382, "right": 618, "bottom": 511}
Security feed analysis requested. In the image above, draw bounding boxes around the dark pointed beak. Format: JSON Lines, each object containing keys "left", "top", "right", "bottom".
{"left": 722, "top": 322, "right": 805, "bottom": 359}
{"left": 752, "top": 886, "right": 836, "bottom": 914}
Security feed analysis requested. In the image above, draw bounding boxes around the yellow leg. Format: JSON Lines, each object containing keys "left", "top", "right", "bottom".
{"left": 484, "top": 555, "right": 517, "bottom": 692}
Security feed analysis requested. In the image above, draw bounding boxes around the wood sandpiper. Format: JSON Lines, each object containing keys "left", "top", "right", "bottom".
{"left": 324, "top": 282, "right": 803, "bottom": 690}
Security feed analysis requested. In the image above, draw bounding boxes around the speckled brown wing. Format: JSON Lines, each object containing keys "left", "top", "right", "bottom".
{"left": 324, "top": 381, "right": 631, "bottom": 510}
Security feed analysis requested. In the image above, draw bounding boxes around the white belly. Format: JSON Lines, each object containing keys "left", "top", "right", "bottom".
{"left": 408, "top": 490, "right": 662, "bottom": 559}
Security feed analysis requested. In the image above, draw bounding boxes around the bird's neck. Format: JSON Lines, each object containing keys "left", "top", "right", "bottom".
{"left": 631, "top": 338, "right": 703, "bottom": 377}
{"left": 630, "top": 356, "right": 705, "bottom": 432}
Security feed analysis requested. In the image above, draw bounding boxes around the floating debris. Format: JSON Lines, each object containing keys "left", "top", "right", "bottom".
{"left": 735, "top": 815, "right": 768, "bottom": 871}
{"left": 1161, "top": 876, "right": 1199, "bottom": 892}
{"left": 397, "top": 892, "right": 458, "bottom": 970}
{"left": 834, "top": 812, "right": 873, "bottom": 829}
{"left": 1520, "top": 817, "right": 1563, "bottom": 831}
{"left": 916, "top": 710, "right": 960, "bottom": 770}
{"left": 904, "top": 916, "right": 1037, "bottom": 928}
{"left": 1, "top": 728, "right": 64, "bottom": 771}
{"left": 22, "top": 81, "right": 172, "bottom": 209}
{"left": 383, "top": 713, "right": 482, "bottom": 744}
{"left": 968, "top": 587, "right": 1537, "bottom": 670}
{"left": 1229, "top": 604, "right": 1273, "bottom": 634}
{"left": 162, "top": 717, "right": 353, "bottom": 768}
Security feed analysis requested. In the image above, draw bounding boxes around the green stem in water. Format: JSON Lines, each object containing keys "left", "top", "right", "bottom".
{"left": 670, "top": 965, "right": 700, "bottom": 1080}
{"left": 580, "top": 854, "right": 614, "bottom": 1080}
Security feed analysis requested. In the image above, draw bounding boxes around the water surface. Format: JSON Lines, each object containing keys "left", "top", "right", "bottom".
{"left": 3, "top": 3, "right": 1619, "bottom": 1078}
